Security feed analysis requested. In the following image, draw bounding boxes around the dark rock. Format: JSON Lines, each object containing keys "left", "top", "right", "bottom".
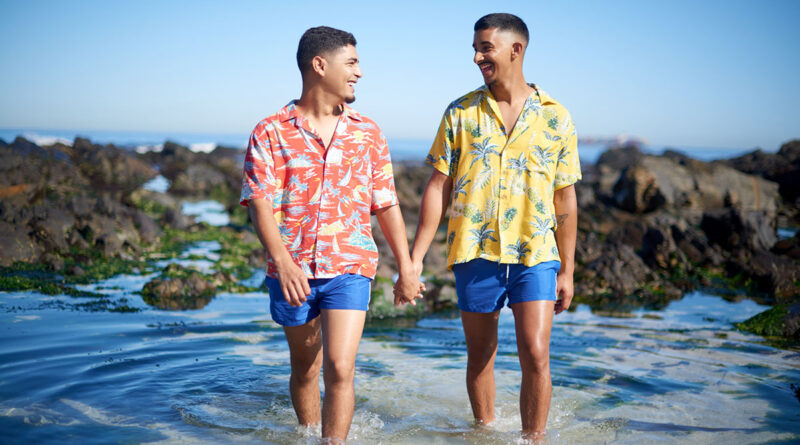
{"left": 596, "top": 145, "right": 644, "bottom": 171}
{"left": 784, "top": 303, "right": 800, "bottom": 338}
{"left": 670, "top": 223, "right": 722, "bottom": 266}
{"left": 141, "top": 270, "right": 216, "bottom": 310}
{"left": 701, "top": 208, "right": 777, "bottom": 253}
{"left": 30, "top": 204, "right": 75, "bottom": 251}
{"left": 132, "top": 210, "right": 160, "bottom": 244}
{"left": 613, "top": 164, "right": 666, "bottom": 213}
{"left": 772, "top": 233, "right": 800, "bottom": 260}
{"left": 163, "top": 207, "right": 194, "bottom": 230}
{"left": 723, "top": 140, "right": 800, "bottom": 202}
{"left": 68, "top": 230, "right": 90, "bottom": 250}
{"left": 71, "top": 137, "right": 157, "bottom": 195}
{"left": 42, "top": 253, "right": 65, "bottom": 272}
{"left": 577, "top": 240, "right": 681, "bottom": 305}
{"left": 170, "top": 164, "right": 227, "bottom": 195}
{"left": 729, "top": 251, "right": 800, "bottom": 303}
{"left": 641, "top": 226, "right": 679, "bottom": 270}
{"left": 68, "top": 195, "right": 94, "bottom": 218}
{"left": 0, "top": 221, "right": 43, "bottom": 266}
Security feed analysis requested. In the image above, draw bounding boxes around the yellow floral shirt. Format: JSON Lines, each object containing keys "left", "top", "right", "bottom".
{"left": 427, "top": 84, "right": 581, "bottom": 269}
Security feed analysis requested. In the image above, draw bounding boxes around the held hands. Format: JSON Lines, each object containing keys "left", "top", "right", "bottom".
{"left": 393, "top": 261, "right": 425, "bottom": 306}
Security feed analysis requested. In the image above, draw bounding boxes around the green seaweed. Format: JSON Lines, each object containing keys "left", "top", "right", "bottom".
{"left": 735, "top": 305, "right": 788, "bottom": 338}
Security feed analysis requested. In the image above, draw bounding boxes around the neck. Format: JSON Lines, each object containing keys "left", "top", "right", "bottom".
{"left": 296, "top": 84, "right": 342, "bottom": 119}
{"left": 488, "top": 69, "right": 530, "bottom": 103}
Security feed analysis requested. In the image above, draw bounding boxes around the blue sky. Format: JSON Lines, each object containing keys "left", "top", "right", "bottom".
{"left": 0, "top": 0, "right": 798, "bottom": 151}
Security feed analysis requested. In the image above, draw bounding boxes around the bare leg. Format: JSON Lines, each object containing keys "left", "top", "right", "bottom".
{"left": 283, "top": 317, "right": 323, "bottom": 426}
{"left": 510, "top": 300, "right": 555, "bottom": 436}
{"left": 320, "top": 309, "right": 366, "bottom": 441}
{"left": 461, "top": 310, "right": 500, "bottom": 426}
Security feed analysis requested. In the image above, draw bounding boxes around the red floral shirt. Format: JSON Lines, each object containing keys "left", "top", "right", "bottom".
{"left": 240, "top": 101, "right": 398, "bottom": 279}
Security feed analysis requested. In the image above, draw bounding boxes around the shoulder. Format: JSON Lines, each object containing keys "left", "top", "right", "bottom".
{"left": 535, "top": 86, "right": 572, "bottom": 118}
{"left": 445, "top": 85, "right": 487, "bottom": 115}
{"left": 251, "top": 105, "right": 291, "bottom": 136}
{"left": 534, "top": 85, "right": 575, "bottom": 133}
{"left": 343, "top": 105, "right": 384, "bottom": 135}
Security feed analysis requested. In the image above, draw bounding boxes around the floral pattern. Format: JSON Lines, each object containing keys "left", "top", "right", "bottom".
{"left": 241, "top": 101, "right": 398, "bottom": 279}
{"left": 427, "top": 84, "right": 581, "bottom": 269}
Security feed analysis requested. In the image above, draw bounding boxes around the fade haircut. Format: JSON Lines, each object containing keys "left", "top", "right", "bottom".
{"left": 474, "top": 13, "right": 529, "bottom": 45}
{"left": 296, "top": 26, "right": 357, "bottom": 75}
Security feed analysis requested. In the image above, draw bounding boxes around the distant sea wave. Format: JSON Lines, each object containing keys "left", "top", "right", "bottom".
{"left": 0, "top": 128, "right": 760, "bottom": 164}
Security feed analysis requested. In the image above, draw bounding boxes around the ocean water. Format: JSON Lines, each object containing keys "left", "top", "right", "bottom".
{"left": 0, "top": 128, "right": 763, "bottom": 163}
{"left": 1, "top": 204, "right": 799, "bottom": 444}
{"left": 1, "top": 258, "right": 798, "bottom": 444}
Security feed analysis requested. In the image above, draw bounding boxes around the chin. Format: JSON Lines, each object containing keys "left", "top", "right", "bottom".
{"left": 345, "top": 95, "right": 356, "bottom": 104}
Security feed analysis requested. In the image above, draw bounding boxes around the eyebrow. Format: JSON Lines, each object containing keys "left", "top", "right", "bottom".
{"left": 472, "top": 41, "right": 492, "bottom": 48}
{"left": 347, "top": 57, "right": 359, "bottom": 63}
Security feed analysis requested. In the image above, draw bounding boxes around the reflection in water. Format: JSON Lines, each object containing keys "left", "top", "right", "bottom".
{"left": 1, "top": 266, "right": 799, "bottom": 444}
{"left": 182, "top": 200, "right": 230, "bottom": 226}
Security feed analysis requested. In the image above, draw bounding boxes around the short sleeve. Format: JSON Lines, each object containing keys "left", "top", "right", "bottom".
{"left": 240, "top": 122, "right": 276, "bottom": 206}
{"left": 426, "top": 110, "right": 455, "bottom": 177}
{"left": 370, "top": 132, "right": 399, "bottom": 211}
{"left": 554, "top": 114, "right": 582, "bottom": 190}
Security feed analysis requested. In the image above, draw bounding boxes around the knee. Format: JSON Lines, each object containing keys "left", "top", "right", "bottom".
{"left": 519, "top": 345, "right": 550, "bottom": 374}
{"left": 323, "top": 357, "right": 355, "bottom": 385}
{"left": 292, "top": 354, "right": 322, "bottom": 383}
{"left": 466, "top": 347, "right": 496, "bottom": 375}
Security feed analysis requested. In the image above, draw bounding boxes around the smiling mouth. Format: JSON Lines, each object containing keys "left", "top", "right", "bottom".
{"left": 347, "top": 80, "right": 357, "bottom": 88}
{"left": 478, "top": 62, "right": 493, "bottom": 74}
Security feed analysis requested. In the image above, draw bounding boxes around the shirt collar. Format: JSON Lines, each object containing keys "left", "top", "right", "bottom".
{"left": 278, "top": 101, "right": 363, "bottom": 123}
{"left": 477, "top": 83, "right": 558, "bottom": 106}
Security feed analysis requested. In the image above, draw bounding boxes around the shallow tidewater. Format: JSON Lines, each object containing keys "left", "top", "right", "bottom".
{"left": 1, "top": 239, "right": 799, "bottom": 444}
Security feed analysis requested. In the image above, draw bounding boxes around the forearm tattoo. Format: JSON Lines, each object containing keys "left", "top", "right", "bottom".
{"left": 556, "top": 213, "right": 569, "bottom": 227}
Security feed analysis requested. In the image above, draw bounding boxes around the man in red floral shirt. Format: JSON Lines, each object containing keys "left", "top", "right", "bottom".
{"left": 240, "top": 26, "right": 422, "bottom": 442}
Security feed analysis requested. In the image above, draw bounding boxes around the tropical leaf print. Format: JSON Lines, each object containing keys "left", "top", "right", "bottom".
{"left": 468, "top": 222, "right": 498, "bottom": 251}
{"left": 452, "top": 174, "right": 471, "bottom": 200}
{"left": 532, "top": 145, "right": 555, "bottom": 171}
{"left": 529, "top": 215, "right": 552, "bottom": 238}
{"left": 471, "top": 166, "right": 493, "bottom": 192}
{"left": 469, "top": 137, "right": 501, "bottom": 169}
{"left": 505, "top": 239, "right": 531, "bottom": 261}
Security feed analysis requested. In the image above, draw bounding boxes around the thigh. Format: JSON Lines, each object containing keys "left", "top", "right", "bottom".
{"left": 321, "top": 309, "right": 366, "bottom": 364}
{"left": 283, "top": 316, "right": 323, "bottom": 367}
{"left": 454, "top": 259, "right": 506, "bottom": 313}
{"left": 510, "top": 300, "right": 555, "bottom": 356}
{"left": 461, "top": 310, "right": 500, "bottom": 360}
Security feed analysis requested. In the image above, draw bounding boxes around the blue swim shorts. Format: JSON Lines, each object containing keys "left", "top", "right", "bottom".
{"left": 453, "top": 259, "right": 560, "bottom": 313}
{"left": 264, "top": 273, "right": 371, "bottom": 327}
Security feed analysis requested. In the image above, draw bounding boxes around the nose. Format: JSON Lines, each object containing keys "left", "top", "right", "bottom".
{"left": 354, "top": 65, "right": 363, "bottom": 79}
{"left": 473, "top": 50, "right": 482, "bottom": 65}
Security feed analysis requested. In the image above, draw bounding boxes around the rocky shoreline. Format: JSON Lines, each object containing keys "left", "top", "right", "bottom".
{"left": 1, "top": 136, "right": 798, "bottom": 344}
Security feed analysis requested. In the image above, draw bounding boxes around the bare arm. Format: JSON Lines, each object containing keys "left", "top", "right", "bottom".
{"left": 410, "top": 169, "right": 453, "bottom": 273}
{"left": 374, "top": 204, "right": 423, "bottom": 306}
{"left": 553, "top": 184, "right": 578, "bottom": 314}
{"left": 248, "top": 199, "right": 310, "bottom": 307}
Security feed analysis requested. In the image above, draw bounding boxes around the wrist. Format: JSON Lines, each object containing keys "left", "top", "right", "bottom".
{"left": 396, "top": 260, "right": 415, "bottom": 275}
{"left": 272, "top": 252, "right": 295, "bottom": 268}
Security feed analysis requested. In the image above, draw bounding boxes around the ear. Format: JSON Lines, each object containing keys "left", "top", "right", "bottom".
{"left": 311, "top": 55, "right": 327, "bottom": 77}
{"left": 510, "top": 41, "right": 524, "bottom": 61}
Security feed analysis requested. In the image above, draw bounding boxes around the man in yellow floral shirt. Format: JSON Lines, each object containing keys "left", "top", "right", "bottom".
{"left": 410, "top": 13, "right": 580, "bottom": 441}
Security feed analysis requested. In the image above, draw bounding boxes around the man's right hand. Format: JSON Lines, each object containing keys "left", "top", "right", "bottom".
{"left": 275, "top": 256, "right": 311, "bottom": 307}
